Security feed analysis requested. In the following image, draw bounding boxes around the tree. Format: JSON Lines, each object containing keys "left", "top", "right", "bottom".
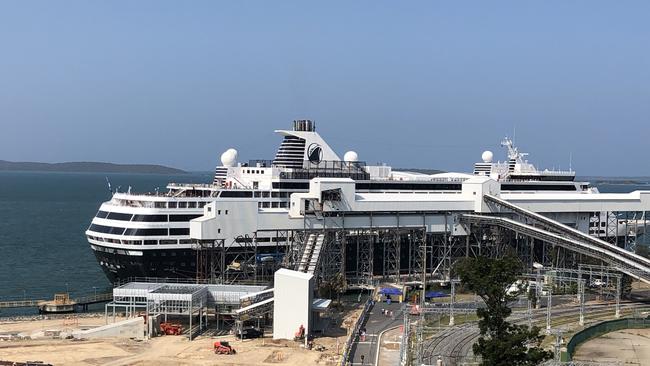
{"left": 455, "top": 256, "right": 553, "bottom": 366}
{"left": 319, "top": 273, "right": 347, "bottom": 304}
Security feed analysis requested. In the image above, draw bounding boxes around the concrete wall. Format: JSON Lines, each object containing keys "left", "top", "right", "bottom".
{"left": 273, "top": 269, "right": 313, "bottom": 340}
{"left": 73, "top": 317, "right": 145, "bottom": 340}
{"left": 191, "top": 200, "right": 259, "bottom": 240}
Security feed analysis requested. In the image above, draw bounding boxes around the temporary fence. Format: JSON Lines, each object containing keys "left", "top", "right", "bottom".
{"left": 340, "top": 298, "right": 374, "bottom": 366}
{"left": 566, "top": 316, "right": 650, "bottom": 361}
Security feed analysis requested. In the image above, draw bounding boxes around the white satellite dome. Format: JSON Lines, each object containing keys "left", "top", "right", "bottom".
{"left": 220, "top": 148, "right": 238, "bottom": 167}
{"left": 481, "top": 150, "right": 494, "bottom": 163}
{"left": 344, "top": 151, "right": 359, "bottom": 162}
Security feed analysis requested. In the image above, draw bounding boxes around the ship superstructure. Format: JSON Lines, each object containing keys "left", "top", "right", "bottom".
{"left": 86, "top": 120, "right": 618, "bottom": 282}
{"left": 473, "top": 137, "right": 576, "bottom": 182}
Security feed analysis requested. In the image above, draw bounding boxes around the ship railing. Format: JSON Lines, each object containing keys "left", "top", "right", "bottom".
{"left": 114, "top": 277, "right": 214, "bottom": 286}
{"left": 113, "top": 277, "right": 272, "bottom": 286}
{"left": 500, "top": 178, "right": 576, "bottom": 183}
{"left": 382, "top": 177, "right": 470, "bottom": 182}
{"left": 277, "top": 160, "right": 370, "bottom": 180}
{"left": 245, "top": 159, "right": 274, "bottom": 167}
{"left": 537, "top": 169, "right": 576, "bottom": 175}
{"left": 167, "top": 182, "right": 219, "bottom": 189}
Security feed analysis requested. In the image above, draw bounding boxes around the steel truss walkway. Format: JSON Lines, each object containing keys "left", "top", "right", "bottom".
{"left": 296, "top": 233, "right": 326, "bottom": 275}
{"left": 460, "top": 194, "right": 650, "bottom": 283}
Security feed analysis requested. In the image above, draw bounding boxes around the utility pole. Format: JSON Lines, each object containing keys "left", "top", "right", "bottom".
{"left": 546, "top": 280, "right": 553, "bottom": 333}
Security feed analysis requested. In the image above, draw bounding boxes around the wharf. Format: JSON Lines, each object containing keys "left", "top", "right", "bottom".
{"left": 0, "top": 292, "right": 113, "bottom": 313}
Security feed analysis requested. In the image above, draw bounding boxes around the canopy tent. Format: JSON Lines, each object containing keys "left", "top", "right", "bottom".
{"left": 378, "top": 287, "right": 402, "bottom": 296}
{"left": 425, "top": 291, "right": 450, "bottom": 298}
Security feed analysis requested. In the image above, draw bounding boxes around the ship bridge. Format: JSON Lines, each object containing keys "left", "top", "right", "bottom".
{"left": 190, "top": 177, "right": 650, "bottom": 286}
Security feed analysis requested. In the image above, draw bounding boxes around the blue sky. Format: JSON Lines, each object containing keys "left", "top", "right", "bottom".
{"left": 0, "top": 1, "right": 648, "bottom": 175}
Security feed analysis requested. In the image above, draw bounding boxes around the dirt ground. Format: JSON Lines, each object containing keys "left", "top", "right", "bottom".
{"left": 0, "top": 304, "right": 364, "bottom": 366}
{"left": 572, "top": 328, "right": 650, "bottom": 366}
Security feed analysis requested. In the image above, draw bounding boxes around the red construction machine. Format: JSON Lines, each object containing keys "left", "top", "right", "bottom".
{"left": 159, "top": 322, "right": 183, "bottom": 335}
{"left": 214, "top": 340, "right": 236, "bottom": 355}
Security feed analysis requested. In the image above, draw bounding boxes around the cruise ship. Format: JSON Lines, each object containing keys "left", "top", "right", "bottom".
{"left": 86, "top": 120, "right": 601, "bottom": 283}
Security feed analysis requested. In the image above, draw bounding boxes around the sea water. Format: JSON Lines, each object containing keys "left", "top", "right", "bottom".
{"left": 0, "top": 170, "right": 210, "bottom": 315}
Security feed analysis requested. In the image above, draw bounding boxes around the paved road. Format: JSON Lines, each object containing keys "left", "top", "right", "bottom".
{"left": 348, "top": 301, "right": 404, "bottom": 366}
{"left": 377, "top": 325, "right": 403, "bottom": 366}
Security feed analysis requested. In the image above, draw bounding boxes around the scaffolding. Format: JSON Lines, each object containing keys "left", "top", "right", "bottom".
{"left": 105, "top": 281, "right": 268, "bottom": 340}
{"left": 146, "top": 284, "right": 208, "bottom": 341}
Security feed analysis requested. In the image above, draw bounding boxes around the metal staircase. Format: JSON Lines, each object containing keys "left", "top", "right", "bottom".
{"left": 307, "top": 234, "right": 325, "bottom": 274}
{"left": 297, "top": 233, "right": 317, "bottom": 272}
{"left": 296, "top": 233, "right": 325, "bottom": 275}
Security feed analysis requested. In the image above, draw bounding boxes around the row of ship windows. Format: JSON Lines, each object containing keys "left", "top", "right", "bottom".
{"left": 130, "top": 201, "right": 209, "bottom": 209}
{"left": 89, "top": 224, "right": 190, "bottom": 236}
{"left": 96, "top": 211, "right": 202, "bottom": 222}
{"left": 88, "top": 235, "right": 194, "bottom": 245}
{"left": 112, "top": 192, "right": 293, "bottom": 209}
{"left": 259, "top": 201, "right": 289, "bottom": 208}
{"left": 220, "top": 191, "right": 292, "bottom": 198}
{"left": 98, "top": 203, "right": 288, "bottom": 223}
{"left": 89, "top": 234, "right": 286, "bottom": 245}
{"left": 255, "top": 191, "right": 290, "bottom": 198}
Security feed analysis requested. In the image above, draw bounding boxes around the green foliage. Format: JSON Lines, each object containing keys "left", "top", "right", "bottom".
{"left": 319, "top": 273, "right": 347, "bottom": 302}
{"left": 455, "top": 256, "right": 553, "bottom": 366}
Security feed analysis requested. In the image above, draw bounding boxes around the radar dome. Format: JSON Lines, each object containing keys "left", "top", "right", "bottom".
{"left": 344, "top": 151, "right": 359, "bottom": 162}
{"left": 481, "top": 150, "right": 494, "bottom": 163}
{"left": 220, "top": 148, "right": 238, "bottom": 167}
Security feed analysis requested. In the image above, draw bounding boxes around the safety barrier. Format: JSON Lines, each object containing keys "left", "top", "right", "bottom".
{"left": 566, "top": 317, "right": 650, "bottom": 360}
{"left": 340, "top": 298, "right": 374, "bottom": 366}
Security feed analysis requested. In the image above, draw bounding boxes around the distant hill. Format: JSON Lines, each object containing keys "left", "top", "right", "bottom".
{"left": 0, "top": 160, "right": 187, "bottom": 174}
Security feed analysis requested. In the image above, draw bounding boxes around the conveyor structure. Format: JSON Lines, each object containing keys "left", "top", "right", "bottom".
{"left": 465, "top": 194, "right": 650, "bottom": 283}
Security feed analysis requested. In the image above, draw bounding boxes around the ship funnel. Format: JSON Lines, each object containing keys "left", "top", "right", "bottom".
{"left": 293, "top": 119, "right": 315, "bottom": 132}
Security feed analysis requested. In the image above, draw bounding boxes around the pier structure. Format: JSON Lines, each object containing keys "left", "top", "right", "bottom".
{"left": 190, "top": 177, "right": 650, "bottom": 290}
{"left": 0, "top": 292, "right": 113, "bottom": 313}
{"left": 92, "top": 176, "right": 650, "bottom": 348}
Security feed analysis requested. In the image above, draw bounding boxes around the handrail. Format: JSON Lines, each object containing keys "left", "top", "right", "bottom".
{"left": 484, "top": 194, "right": 650, "bottom": 269}
{"left": 340, "top": 298, "right": 374, "bottom": 366}
{"left": 461, "top": 214, "right": 650, "bottom": 283}
{"left": 0, "top": 293, "right": 113, "bottom": 309}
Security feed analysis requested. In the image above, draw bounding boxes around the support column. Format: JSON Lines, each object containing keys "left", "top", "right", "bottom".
{"left": 616, "top": 276, "right": 621, "bottom": 318}
{"left": 546, "top": 282, "right": 552, "bottom": 333}
{"left": 358, "top": 232, "right": 374, "bottom": 286}
{"left": 382, "top": 230, "right": 400, "bottom": 281}
{"left": 535, "top": 270, "right": 542, "bottom": 309}
{"left": 449, "top": 281, "right": 456, "bottom": 326}
{"left": 579, "top": 279, "right": 585, "bottom": 326}
{"left": 189, "top": 298, "right": 193, "bottom": 341}
{"left": 527, "top": 289, "right": 533, "bottom": 328}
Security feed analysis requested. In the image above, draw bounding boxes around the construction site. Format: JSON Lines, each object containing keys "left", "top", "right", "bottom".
{"left": 5, "top": 176, "right": 650, "bottom": 366}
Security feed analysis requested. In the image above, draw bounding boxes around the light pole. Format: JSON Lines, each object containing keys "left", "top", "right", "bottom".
{"left": 93, "top": 286, "right": 98, "bottom": 297}
{"left": 23, "top": 289, "right": 26, "bottom": 301}
{"left": 65, "top": 283, "right": 69, "bottom": 294}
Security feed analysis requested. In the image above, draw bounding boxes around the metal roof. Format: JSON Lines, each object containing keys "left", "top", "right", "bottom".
{"left": 112, "top": 281, "right": 269, "bottom": 306}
